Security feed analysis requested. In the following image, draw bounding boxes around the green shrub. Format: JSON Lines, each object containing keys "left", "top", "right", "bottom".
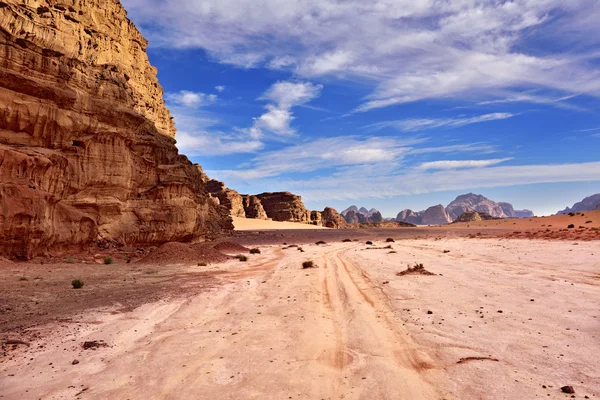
{"left": 104, "top": 256, "right": 113, "bottom": 265}
{"left": 302, "top": 260, "right": 315, "bottom": 269}
{"left": 250, "top": 248, "right": 261, "bottom": 254}
{"left": 72, "top": 279, "right": 84, "bottom": 289}
{"left": 65, "top": 256, "right": 75, "bottom": 264}
{"left": 236, "top": 255, "right": 248, "bottom": 262}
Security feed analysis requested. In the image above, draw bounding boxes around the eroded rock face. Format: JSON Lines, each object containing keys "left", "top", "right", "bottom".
{"left": 557, "top": 193, "right": 600, "bottom": 215}
{"left": 242, "top": 195, "right": 268, "bottom": 220}
{"left": 205, "top": 180, "right": 245, "bottom": 218}
{"left": 421, "top": 205, "right": 452, "bottom": 225}
{"left": 445, "top": 193, "right": 506, "bottom": 220}
{"left": 321, "top": 207, "right": 347, "bottom": 228}
{"left": 310, "top": 210, "right": 322, "bottom": 226}
{"left": 396, "top": 209, "right": 423, "bottom": 225}
{"left": 0, "top": 0, "right": 232, "bottom": 259}
{"left": 256, "top": 192, "right": 311, "bottom": 223}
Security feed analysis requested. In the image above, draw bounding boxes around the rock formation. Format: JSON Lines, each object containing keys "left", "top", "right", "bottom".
{"left": 255, "top": 192, "right": 311, "bottom": 223}
{"left": 241, "top": 195, "right": 268, "bottom": 220}
{"left": 453, "top": 211, "right": 498, "bottom": 223}
{"left": 0, "top": 0, "right": 232, "bottom": 259}
{"left": 321, "top": 207, "right": 347, "bottom": 228}
{"left": 396, "top": 209, "right": 423, "bottom": 225}
{"left": 557, "top": 193, "right": 600, "bottom": 215}
{"left": 343, "top": 210, "right": 359, "bottom": 225}
{"left": 341, "top": 205, "right": 359, "bottom": 216}
{"left": 421, "top": 205, "right": 452, "bottom": 225}
{"left": 310, "top": 210, "right": 322, "bottom": 226}
{"left": 499, "top": 202, "right": 534, "bottom": 218}
{"left": 446, "top": 193, "right": 506, "bottom": 220}
{"left": 205, "top": 180, "right": 245, "bottom": 217}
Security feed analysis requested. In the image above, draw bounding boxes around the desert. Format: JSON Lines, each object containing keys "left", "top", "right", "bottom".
{"left": 2, "top": 213, "right": 600, "bottom": 399}
{"left": 1, "top": 0, "right": 600, "bottom": 399}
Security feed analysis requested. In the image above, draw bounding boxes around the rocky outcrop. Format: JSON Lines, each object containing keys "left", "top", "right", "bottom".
{"left": 321, "top": 207, "right": 347, "bottom": 228}
{"left": 256, "top": 192, "right": 310, "bottom": 223}
{"left": 396, "top": 209, "right": 423, "bottom": 225}
{"left": 446, "top": 193, "right": 506, "bottom": 220}
{"left": 241, "top": 195, "right": 268, "bottom": 220}
{"left": 341, "top": 205, "right": 359, "bottom": 216}
{"left": 421, "top": 205, "right": 452, "bottom": 225}
{"left": 499, "top": 202, "right": 534, "bottom": 218}
{"left": 0, "top": 0, "right": 232, "bottom": 259}
{"left": 453, "top": 211, "right": 498, "bottom": 223}
{"left": 344, "top": 210, "right": 359, "bottom": 225}
{"left": 557, "top": 193, "right": 600, "bottom": 215}
{"left": 370, "top": 211, "right": 383, "bottom": 223}
{"left": 205, "top": 180, "right": 245, "bottom": 217}
{"left": 310, "top": 210, "right": 322, "bottom": 226}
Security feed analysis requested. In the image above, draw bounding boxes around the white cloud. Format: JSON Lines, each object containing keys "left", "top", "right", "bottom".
{"left": 368, "top": 113, "right": 515, "bottom": 132}
{"left": 165, "top": 90, "right": 217, "bottom": 108}
{"left": 215, "top": 85, "right": 225, "bottom": 92}
{"left": 416, "top": 158, "right": 513, "bottom": 171}
{"left": 123, "top": 0, "right": 600, "bottom": 111}
{"left": 250, "top": 81, "right": 323, "bottom": 136}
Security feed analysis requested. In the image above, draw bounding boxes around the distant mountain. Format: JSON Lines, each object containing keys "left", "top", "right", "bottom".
{"left": 341, "top": 205, "right": 383, "bottom": 224}
{"left": 557, "top": 194, "right": 600, "bottom": 215}
{"left": 395, "top": 193, "right": 535, "bottom": 225}
{"left": 341, "top": 205, "right": 359, "bottom": 216}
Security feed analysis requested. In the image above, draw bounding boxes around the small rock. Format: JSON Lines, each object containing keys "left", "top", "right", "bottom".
{"left": 560, "top": 386, "right": 575, "bottom": 394}
{"left": 72, "top": 360, "right": 79, "bottom": 365}
{"left": 427, "top": 310, "right": 433, "bottom": 315}
{"left": 497, "top": 310, "right": 503, "bottom": 313}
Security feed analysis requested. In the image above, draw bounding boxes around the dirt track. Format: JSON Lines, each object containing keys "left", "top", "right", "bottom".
{"left": 1, "top": 238, "right": 599, "bottom": 399}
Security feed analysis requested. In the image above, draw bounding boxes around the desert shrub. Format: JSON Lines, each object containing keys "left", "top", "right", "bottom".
{"left": 567, "top": 224, "right": 575, "bottom": 229}
{"left": 250, "top": 248, "right": 261, "bottom": 254}
{"left": 298, "top": 247, "right": 304, "bottom": 252}
{"left": 18, "top": 277, "right": 28, "bottom": 281}
{"left": 568, "top": 212, "right": 575, "bottom": 216}
{"left": 198, "top": 262, "right": 207, "bottom": 266}
{"left": 386, "top": 238, "right": 395, "bottom": 243}
{"left": 302, "top": 260, "right": 315, "bottom": 269}
{"left": 366, "top": 241, "right": 373, "bottom": 245}
{"left": 104, "top": 256, "right": 113, "bottom": 265}
{"left": 388, "top": 251, "right": 397, "bottom": 254}
{"left": 72, "top": 279, "right": 84, "bottom": 289}
{"left": 235, "top": 254, "right": 248, "bottom": 262}
{"left": 315, "top": 240, "right": 326, "bottom": 245}
{"left": 342, "top": 239, "right": 352, "bottom": 242}
{"left": 586, "top": 220, "right": 593, "bottom": 224}
{"left": 65, "top": 256, "right": 75, "bottom": 264}
{"left": 443, "top": 250, "right": 450, "bottom": 253}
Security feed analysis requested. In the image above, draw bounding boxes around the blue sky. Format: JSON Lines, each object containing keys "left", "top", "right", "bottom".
{"left": 122, "top": 0, "right": 600, "bottom": 217}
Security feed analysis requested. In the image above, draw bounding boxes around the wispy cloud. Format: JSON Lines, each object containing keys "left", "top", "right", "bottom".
{"left": 124, "top": 0, "right": 600, "bottom": 112}
{"left": 165, "top": 91, "right": 217, "bottom": 108}
{"left": 368, "top": 113, "right": 515, "bottom": 132}
{"left": 215, "top": 85, "right": 226, "bottom": 92}
{"left": 416, "top": 158, "right": 513, "bottom": 171}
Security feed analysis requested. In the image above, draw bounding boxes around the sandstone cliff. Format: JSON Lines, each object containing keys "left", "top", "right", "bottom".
{"left": 241, "top": 195, "right": 268, "bottom": 220}
{"left": 421, "top": 205, "right": 452, "bottom": 225}
{"left": 0, "top": 0, "right": 232, "bottom": 259}
{"left": 396, "top": 209, "right": 423, "bottom": 225}
{"left": 445, "top": 193, "right": 506, "bottom": 220}
{"left": 321, "top": 207, "right": 347, "bottom": 228}
{"left": 256, "top": 192, "right": 311, "bottom": 223}
{"left": 205, "top": 180, "right": 245, "bottom": 218}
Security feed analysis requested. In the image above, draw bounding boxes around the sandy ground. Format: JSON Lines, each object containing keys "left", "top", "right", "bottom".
{"left": 2, "top": 236, "right": 598, "bottom": 399}
{"left": 232, "top": 216, "right": 328, "bottom": 230}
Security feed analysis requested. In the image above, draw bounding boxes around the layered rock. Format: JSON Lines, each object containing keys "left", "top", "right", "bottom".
{"left": 205, "top": 180, "right": 245, "bottom": 218}
{"left": 310, "top": 210, "right": 322, "bottom": 226}
{"left": 421, "top": 205, "right": 452, "bottom": 225}
{"left": 0, "top": 0, "right": 232, "bottom": 259}
{"left": 321, "top": 207, "right": 347, "bottom": 228}
{"left": 256, "top": 192, "right": 311, "bottom": 223}
{"left": 241, "top": 195, "right": 268, "bottom": 220}
{"left": 557, "top": 193, "right": 600, "bottom": 215}
{"left": 396, "top": 209, "right": 423, "bottom": 225}
{"left": 453, "top": 211, "right": 498, "bottom": 223}
{"left": 445, "top": 193, "right": 506, "bottom": 220}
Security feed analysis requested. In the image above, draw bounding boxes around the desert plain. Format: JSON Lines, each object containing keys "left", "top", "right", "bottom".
{"left": 1, "top": 212, "right": 599, "bottom": 399}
